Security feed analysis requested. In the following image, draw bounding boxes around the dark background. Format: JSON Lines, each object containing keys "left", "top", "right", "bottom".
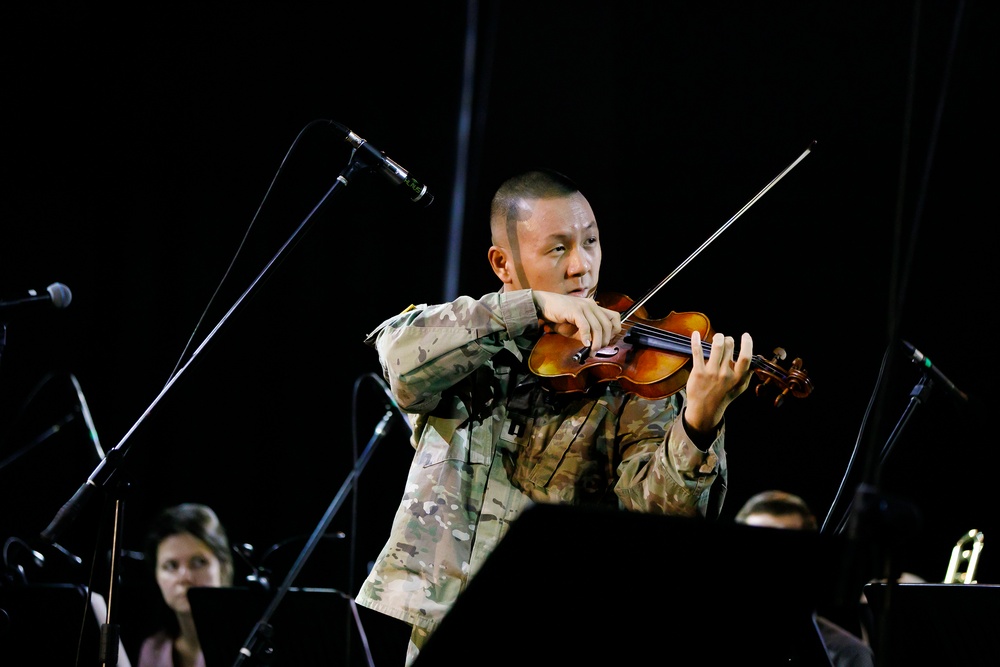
{"left": 1, "top": 2, "right": 995, "bottom": 665}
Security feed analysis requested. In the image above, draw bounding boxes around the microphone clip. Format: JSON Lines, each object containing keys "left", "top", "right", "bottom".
{"left": 330, "top": 120, "right": 434, "bottom": 208}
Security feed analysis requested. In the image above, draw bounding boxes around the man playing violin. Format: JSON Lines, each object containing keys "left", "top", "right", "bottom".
{"left": 360, "top": 167, "right": 755, "bottom": 666}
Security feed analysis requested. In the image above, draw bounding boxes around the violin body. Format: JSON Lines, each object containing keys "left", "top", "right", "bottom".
{"left": 527, "top": 292, "right": 814, "bottom": 405}
{"left": 528, "top": 293, "right": 713, "bottom": 400}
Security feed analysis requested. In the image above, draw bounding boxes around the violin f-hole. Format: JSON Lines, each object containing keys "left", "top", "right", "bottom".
{"left": 573, "top": 345, "right": 621, "bottom": 364}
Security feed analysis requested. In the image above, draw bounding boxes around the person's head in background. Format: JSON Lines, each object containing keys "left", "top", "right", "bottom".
{"left": 143, "top": 503, "right": 234, "bottom": 624}
{"left": 735, "top": 490, "right": 878, "bottom": 659}
{"left": 734, "top": 490, "right": 818, "bottom": 531}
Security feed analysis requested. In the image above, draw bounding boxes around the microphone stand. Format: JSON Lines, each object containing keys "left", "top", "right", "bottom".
{"left": 838, "top": 371, "right": 931, "bottom": 667}
{"left": 36, "top": 151, "right": 378, "bottom": 667}
{"left": 231, "top": 405, "right": 399, "bottom": 667}
{"left": 0, "top": 411, "right": 77, "bottom": 473}
{"left": 874, "top": 372, "right": 934, "bottom": 471}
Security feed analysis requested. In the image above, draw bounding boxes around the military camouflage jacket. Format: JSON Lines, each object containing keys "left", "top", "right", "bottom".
{"left": 358, "top": 289, "right": 728, "bottom": 632}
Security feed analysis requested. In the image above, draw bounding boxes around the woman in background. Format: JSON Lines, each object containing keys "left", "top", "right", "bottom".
{"left": 138, "top": 503, "right": 234, "bottom": 667}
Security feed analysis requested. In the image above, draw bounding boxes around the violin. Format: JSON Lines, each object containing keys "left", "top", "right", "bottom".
{"left": 527, "top": 292, "right": 814, "bottom": 406}
{"left": 528, "top": 141, "right": 818, "bottom": 406}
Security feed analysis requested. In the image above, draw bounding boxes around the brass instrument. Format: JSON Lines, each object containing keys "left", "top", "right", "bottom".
{"left": 944, "top": 529, "right": 985, "bottom": 584}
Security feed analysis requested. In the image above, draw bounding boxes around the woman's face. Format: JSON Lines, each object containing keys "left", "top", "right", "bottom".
{"left": 154, "top": 532, "right": 225, "bottom": 614}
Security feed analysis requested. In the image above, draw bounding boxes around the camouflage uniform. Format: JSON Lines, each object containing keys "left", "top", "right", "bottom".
{"left": 358, "top": 288, "right": 728, "bottom": 643}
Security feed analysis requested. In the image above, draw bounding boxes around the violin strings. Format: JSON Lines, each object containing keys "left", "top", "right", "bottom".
{"left": 625, "top": 321, "right": 788, "bottom": 380}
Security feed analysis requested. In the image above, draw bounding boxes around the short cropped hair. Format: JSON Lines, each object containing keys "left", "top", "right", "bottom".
{"left": 734, "top": 490, "right": 818, "bottom": 531}
{"left": 489, "top": 168, "right": 581, "bottom": 244}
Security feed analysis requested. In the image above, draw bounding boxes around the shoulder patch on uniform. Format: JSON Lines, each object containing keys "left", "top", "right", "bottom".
{"left": 363, "top": 304, "right": 417, "bottom": 345}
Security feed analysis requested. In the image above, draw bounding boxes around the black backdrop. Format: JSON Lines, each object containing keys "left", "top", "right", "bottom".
{"left": 1, "top": 2, "right": 995, "bottom": 665}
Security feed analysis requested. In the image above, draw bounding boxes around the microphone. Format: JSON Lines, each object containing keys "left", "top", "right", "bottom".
{"left": 70, "top": 373, "right": 106, "bottom": 461}
{"left": 902, "top": 340, "right": 969, "bottom": 403}
{"left": 373, "top": 374, "right": 413, "bottom": 434}
{"left": 329, "top": 120, "right": 434, "bottom": 207}
{"left": 0, "top": 282, "right": 73, "bottom": 318}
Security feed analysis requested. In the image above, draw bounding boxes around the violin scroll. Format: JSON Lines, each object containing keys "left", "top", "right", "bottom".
{"left": 752, "top": 347, "right": 814, "bottom": 408}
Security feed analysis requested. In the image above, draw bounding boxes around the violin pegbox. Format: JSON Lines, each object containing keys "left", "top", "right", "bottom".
{"left": 752, "top": 347, "right": 814, "bottom": 408}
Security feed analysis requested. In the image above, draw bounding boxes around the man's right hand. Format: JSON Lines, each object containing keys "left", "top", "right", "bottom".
{"left": 532, "top": 291, "right": 622, "bottom": 350}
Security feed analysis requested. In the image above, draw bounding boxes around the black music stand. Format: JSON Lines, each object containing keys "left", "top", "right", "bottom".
{"left": 0, "top": 583, "right": 104, "bottom": 665}
{"left": 188, "top": 586, "right": 358, "bottom": 667}
{"left": 414, "top": 503, "right": 836, "bottom": 666}
{"left": 862, "top": 582, "right": 1000, "bottom": 667}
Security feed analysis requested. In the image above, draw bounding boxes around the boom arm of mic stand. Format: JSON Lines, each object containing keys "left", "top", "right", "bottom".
{"left": 877, "top": 372, "right": 934, "bottom": 469}
{"left": 0, "top": 411, "right": 77, "bottom": 474}
{"left": 39, "top": 157, "right": 362, "bottom": 546}
{"left": 831, "top": 372, "right": 932, "bottom": 538}
{"left": 232, "top": 407, "right": 396, "bottom": 667}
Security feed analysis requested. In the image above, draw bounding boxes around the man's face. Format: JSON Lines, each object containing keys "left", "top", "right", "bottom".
{"left": 499, "top": 193, "right": 602, "bottom": 298}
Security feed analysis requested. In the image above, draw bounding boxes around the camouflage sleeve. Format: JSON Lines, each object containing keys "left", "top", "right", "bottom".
{"left": 373, "top": 289, "right": 538, "bottom": 412}
{"left": 613, "top": 390, "right": 727, "bottom": 518}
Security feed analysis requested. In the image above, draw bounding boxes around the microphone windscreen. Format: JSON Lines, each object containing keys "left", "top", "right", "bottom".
{"left": 47, "top": 283, "right": 72, "bottom": 308}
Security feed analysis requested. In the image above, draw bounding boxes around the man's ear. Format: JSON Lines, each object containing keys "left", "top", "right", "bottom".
{"left": 488, "top": 246, "right": 514, "bottom": 285}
